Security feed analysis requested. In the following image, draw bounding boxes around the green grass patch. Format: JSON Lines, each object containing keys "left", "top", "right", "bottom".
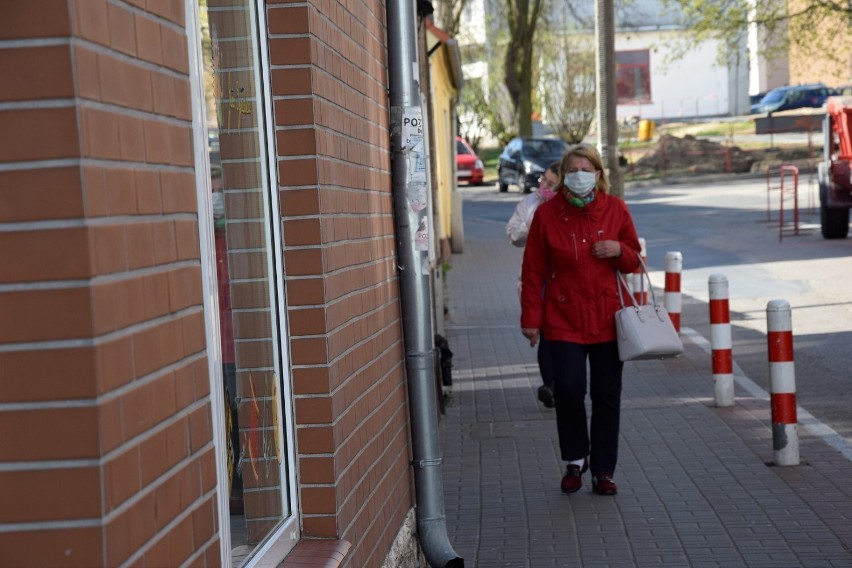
{"left": 658, "top": 120, "right": 755, "bottom": 138}
{"left": 478, "top": 147, "right": 502, "bottom": 180}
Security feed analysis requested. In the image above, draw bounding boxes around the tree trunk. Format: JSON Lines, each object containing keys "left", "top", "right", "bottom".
{"left": 504, "top": 40, "right": 521, "bottom": 112}
{"left": 518, "top": 38, "right": 535, "bottom": 136}
{"left": 503, "top": 0, "right": 543, "bottom": 137}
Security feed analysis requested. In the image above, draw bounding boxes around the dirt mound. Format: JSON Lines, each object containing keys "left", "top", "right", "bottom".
{"left": 746, "top": 146, "right": 816, "bottom": 173}
{"left": 629, "top": 134, "right": 817, "bottom": 177}
{"left": 632, "top": 134, "right": 755, "bottom": 175}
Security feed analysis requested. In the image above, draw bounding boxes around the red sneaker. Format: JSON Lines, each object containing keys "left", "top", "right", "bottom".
{"left": 592, "top": 473, "right": 618, "bottom": 495}
{"left": 560, "top": 459, "right": 588, "bottom": 494}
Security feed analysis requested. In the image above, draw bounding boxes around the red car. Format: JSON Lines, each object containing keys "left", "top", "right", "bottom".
{"left": 456, "top": 136, "right": 484, "bottom": 185}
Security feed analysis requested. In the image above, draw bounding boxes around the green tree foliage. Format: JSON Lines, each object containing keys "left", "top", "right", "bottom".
{"left": 458, "top": 69, "right": 517, "bottom": 149}
{"left": 433, "top": 0, "right": 466, "bottom": 36}
{"left": 538, "top": 34, "right": 597, "bottom": 144}
{"left": 662, "top": 0, "right": 852, "bottom": 72}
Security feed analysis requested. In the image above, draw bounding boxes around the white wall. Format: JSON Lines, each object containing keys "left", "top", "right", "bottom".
{"left": 616, "top": 31, "right": 731, "bottom": 121}
{"left": 747, "top": 19, "right": 789, "bottom": 95}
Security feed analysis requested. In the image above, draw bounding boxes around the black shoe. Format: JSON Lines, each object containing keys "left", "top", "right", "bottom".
{"left": 537, "top": 385, "right": 555, "bottom": 408}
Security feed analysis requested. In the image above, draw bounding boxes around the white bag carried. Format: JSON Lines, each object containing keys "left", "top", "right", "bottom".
{"left": 614, "top": 257, "right": 683, "bottom": 362}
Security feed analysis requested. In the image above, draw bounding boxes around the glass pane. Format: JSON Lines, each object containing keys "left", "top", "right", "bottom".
{"left": 635, "top": 67, "right": 650, "bottom": 99}
{"left": 522, "top": 139, "right": 565, "bottom": 156}
{"left": 199, "top": 0, "right": 291, "bottom": 563}
{"left": 616, "top": 50, "right": 648, "bottom": 65}
{"left": 616, "top": 67, "right": 635, "bottom": 102}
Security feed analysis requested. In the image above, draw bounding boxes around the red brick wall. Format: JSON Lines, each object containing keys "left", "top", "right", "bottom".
{"left": 1, "top": 0, "right": 413, "bottom": 565}
{"left": 266, "top": 1, "right": 415, "bottom": 566}
{"left": 0, "top": 1, "right": 219, "bottom": 566}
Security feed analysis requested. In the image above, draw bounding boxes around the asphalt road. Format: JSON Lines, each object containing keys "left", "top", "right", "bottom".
{"left": 460, "top": 175, "right": 852, "bottom": 446}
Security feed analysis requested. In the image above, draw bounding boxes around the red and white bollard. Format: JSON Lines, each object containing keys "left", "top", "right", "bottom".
{"left": 664, "top": 251, "right": 682, "bottom": 332}
{"left": 709, "top": 274, "right": 734, "bottom": 407}
{"left": 632, "top": 238, "right": 648, "bottom": 305}
{"left": 767, "top": 299, "right": 799, "bottom": 466}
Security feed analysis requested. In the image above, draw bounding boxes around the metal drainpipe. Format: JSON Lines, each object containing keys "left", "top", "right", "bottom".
{"left": 386, "top": 1, "right": 463, "bottom": 567}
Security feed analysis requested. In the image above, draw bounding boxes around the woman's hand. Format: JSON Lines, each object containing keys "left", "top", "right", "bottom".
{"left": 591, "top": 239, "right": 621, "bottom": 259}
{"left": 522, "top": 327, "right": 540, "bottom": 347}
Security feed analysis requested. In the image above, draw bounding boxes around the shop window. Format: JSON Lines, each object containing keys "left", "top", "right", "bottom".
{"left": 616, "top": 49, "right": 651, "bottom": 104}
{"left": 197, "top": 0, "right": 297, "bottom": 565}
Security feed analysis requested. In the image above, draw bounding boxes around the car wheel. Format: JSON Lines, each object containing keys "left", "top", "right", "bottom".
{"left": 498, "top": 169, "right": 508, "bottom": 192}
{"left": 522, "top": 183, "right": 533, "bottom": 194}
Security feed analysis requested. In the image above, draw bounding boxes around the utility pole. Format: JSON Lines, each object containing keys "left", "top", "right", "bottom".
{"left": 595, "top": 0, "right": 623, "bottom": 197}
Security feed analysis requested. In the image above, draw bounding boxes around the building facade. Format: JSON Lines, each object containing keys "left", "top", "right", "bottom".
{"left": 785, "top": 0, "right": 851, "bottom": 89}
{"left": 457, "top": 0, "right": 751, "bottom": 124}
{"left": 0, "top": 1, "right": 454, "bottom": 566}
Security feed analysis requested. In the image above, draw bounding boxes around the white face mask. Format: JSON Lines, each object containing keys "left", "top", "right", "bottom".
{"left": 563, "top": 171, "right": 597, "bottom": 196}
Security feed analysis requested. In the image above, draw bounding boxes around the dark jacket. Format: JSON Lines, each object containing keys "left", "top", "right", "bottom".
{"left": 521, "top": 190, "right": 641, "bottom": 344}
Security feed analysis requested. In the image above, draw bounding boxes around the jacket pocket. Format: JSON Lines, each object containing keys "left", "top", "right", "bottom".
{"left": 603, "top": 285, "right": 623, "bottom": 319}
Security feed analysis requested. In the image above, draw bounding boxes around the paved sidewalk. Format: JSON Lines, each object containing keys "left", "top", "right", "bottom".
{"left": 439, "top": 190, "right": 852, "bottom": 567}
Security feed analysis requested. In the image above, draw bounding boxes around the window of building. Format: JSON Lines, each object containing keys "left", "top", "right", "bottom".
{"left": 616, "top": 50, "right": 652, "bottom": 104}
{"left": 193, "top": 1, "right": 298, "bottom": 565}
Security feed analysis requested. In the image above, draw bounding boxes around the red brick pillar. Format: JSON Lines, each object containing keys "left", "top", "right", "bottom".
{"left": 0, "top": 2, "right": 219, "bottom": 566}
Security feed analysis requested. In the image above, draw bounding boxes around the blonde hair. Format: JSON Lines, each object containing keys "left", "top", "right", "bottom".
{"left": 559, "top": 143, "right": 609, "bottom": 194}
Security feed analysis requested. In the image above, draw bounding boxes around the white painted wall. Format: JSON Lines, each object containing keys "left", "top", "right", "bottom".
{"left": 747, "top": 19, "right": 789, "bottom": 95}
{"left": 615, "top": 31, "right": 732, "bottom": 121}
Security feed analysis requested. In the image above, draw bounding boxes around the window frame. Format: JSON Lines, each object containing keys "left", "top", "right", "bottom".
{"left": 185, "top": 0, "right": 300, "bottom": 565}
{"left": 616, "top": 49, "right": 652, "bottom": 104}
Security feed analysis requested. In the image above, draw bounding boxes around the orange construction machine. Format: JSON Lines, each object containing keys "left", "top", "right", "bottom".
{"left": 819, "top": 96, "right": 852, "bottom": 238}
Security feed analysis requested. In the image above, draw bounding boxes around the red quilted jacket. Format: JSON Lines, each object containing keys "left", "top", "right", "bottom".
{"left": 520, "top": 190, "right": 641, "bottom": 344}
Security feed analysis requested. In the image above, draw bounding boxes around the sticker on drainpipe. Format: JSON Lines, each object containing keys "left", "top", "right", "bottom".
{"left": 402, "top": 107, "right": 427, "bottom": 213}
{"left": 415, "top": 217, "right": 429, "bottom": 252}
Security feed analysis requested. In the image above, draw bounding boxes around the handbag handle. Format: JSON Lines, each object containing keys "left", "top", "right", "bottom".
{"left": 616, "top": 256, "right": 659, "bottom": 309}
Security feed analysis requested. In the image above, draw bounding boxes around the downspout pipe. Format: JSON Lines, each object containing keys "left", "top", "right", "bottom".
{"left": 386, "top": 1, "right": 464, "bottom": 567}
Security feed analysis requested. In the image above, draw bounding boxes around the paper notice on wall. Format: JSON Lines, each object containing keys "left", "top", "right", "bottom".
{"left": 402, "top": 106, "right": 427, "bottom": 189}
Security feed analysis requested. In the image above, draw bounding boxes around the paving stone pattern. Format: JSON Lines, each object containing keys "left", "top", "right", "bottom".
{"left": 439, "top": 194, "right": 852, "bottom": 567}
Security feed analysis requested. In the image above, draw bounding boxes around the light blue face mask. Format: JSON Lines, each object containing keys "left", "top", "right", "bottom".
{"left": 563, "top": 171, "right": 597, "bottom": 197}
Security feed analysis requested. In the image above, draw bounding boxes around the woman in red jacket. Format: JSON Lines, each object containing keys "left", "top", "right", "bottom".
{"left": 520, "top": 144, "right": 641, "bottom": 496}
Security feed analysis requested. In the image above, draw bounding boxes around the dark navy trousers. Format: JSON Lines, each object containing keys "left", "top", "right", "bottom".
{"left": 550, "top": 340, "right": 623, "bottom": 475}
{"left": 536, "top": 339, "right": 554, "bottom": 389}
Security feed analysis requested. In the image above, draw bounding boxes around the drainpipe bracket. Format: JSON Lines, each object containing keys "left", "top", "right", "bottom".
{"left": 410, "top": 457, "right": 443, "bottom": 469}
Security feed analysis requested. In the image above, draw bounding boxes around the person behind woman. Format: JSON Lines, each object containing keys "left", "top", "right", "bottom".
{"left": 520, "top": 144, "right": 641, "bottom": 496}
{"left": 506, "top": 161, "right": 561, "bottom": 407}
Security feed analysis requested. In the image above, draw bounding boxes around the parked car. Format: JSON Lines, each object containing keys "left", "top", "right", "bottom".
{"left": 497, "top": 137, "right": 568, "bottom": 193}
{"left": 749, "top": 92, "right": 767, "bottom": 106}
{"left": 750, "top": 83, "right": 835, "bottom": 114}
{"left": 456, "top": 136, "right": 484, "bottom": 185}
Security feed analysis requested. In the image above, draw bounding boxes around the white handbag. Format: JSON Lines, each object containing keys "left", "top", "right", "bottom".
{"left": 614, "top": 257, "right": 683, "bottom": 362}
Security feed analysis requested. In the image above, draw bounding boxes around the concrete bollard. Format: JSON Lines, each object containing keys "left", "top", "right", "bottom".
{"left": 664, "top": 251, "right": 682, "bottom": 332}
{"left": 767, "top": 299, "right": 799, "bottom": 466}
{"left": 632, "top": 238, "right": 648, "bottom": 305}
{"left": 709, "top": 274, "right": 734, "bottom": 407}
